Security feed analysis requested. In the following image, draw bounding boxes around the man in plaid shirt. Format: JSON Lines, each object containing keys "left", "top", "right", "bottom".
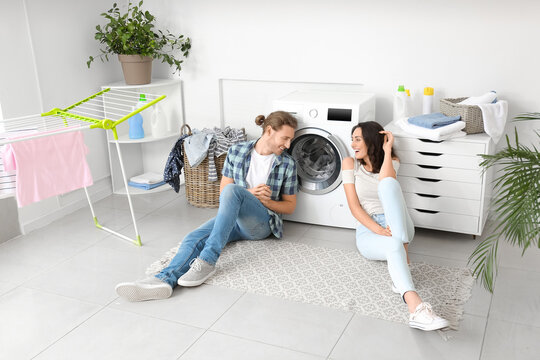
{"left": 116, "top": 111, "right": 299, "bottom": 301}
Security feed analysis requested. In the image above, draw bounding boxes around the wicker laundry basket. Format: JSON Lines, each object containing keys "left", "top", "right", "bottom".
{"left": 181, "top": 124, "right": 245, "bottom": 208}
{"left": 181, "top": 124, "right": 225, "bottom": 208}
{"left": 439, "top": 97, "right": 485, "bottom": 134}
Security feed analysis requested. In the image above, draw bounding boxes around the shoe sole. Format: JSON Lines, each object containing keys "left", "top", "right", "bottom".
{"left": 409, "top": 319, "right": 450, "bottom": 331}
{"left": 115, "top": 282, "right": 172, "bottom": 302}
{"left": 177, "top": 269, "right": 216, "bottom": 287}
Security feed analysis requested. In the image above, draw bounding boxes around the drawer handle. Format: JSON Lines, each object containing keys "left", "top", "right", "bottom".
{"left": 415, "top": 208, "right": 439, "bottom": 214}
{"left": 417, "top": 164, "right": 442, "bottom": 170}
{"left": 416, "top": 177, "right": 441, "bottom": 182}
{"left": 418, "top": 138, "right": 443, "bottom": 143}
{"left": 415, "top": 193, "right": 440, "bottom": 198}
{"left": 418, "top": 151, "right": 442, "bottom": 156}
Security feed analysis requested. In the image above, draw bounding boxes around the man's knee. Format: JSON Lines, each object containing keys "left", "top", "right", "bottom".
{"left": 220, "top": 183, "right": 242, "bottom": 199}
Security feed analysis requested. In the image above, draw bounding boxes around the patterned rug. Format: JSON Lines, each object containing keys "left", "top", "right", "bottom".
{"left": 147, "top": 239, "right": 474, "bottom": 331}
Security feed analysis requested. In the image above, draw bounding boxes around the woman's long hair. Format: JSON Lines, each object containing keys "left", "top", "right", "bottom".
{"left": 351, "top": 121, "right": 397, "bottom": 174}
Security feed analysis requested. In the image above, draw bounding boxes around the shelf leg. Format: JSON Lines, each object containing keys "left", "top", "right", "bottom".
{"left": 115, "top": 141, "right": 142, "bottom": 246}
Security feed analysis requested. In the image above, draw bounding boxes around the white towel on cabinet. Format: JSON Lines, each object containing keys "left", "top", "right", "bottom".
{"left": 476, "top": 100, "right": 508, "bottom": 144}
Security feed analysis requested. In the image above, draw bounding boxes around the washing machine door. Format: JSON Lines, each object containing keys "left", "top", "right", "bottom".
{"left": 288, "top": 127, "right": 349, "bottom": 195}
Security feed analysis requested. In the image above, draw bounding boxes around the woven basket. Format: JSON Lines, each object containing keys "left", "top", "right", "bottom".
{"left": 181, "top": 124, "right": 226, "bottom": 208}
{"left": 439, "top": 97, "right": 484, "bottom": 134}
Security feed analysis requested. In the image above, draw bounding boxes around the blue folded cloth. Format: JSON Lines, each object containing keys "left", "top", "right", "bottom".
{"left": 128, "top": 180, "right": 166, "bottom": 190}
{"left": 407, "top": 112, "right": 461, "bottom": 129}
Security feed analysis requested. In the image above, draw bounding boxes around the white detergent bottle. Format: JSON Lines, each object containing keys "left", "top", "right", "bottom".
{"left": 393, "top": 85, "right": 408, "bottom": 121}
{"left": 423, "top": 87, "right": 434, "bottom": 114}
{"left": 150, "top": 103, "right": 169, "bottom": 138}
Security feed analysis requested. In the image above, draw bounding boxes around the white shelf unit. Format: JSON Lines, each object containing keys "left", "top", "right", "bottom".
{"left": 102, "top": 79, "right": 184, "bottom": 195}
{"left": 388, "top": 124, "right": 494, "bottom": 236}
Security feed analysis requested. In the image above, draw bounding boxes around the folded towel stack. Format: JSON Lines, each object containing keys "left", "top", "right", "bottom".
{"left": 129, "top": 172, "right": 166, "bottom": 190}
{"left": 396, "top": 117, "right": 466, "bottom": 141}
{"left": 408, "top": 113, "right": 461, "bottom": 129}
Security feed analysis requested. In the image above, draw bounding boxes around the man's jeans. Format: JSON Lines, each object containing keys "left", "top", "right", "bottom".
{"left": 156, "top": 184, "right": 272, "bottom": 287}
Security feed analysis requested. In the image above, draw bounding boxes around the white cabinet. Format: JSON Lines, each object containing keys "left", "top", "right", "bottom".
{"left": 102, "top": 79, "right": 184, "bottom": 195}
{"left": 389, "top": 126, "right": 494, "bottom": 236}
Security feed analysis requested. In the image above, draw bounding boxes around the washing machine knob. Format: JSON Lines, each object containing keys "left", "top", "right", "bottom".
{"left": 308, "top": 109, "right": 318, "bottom": 119}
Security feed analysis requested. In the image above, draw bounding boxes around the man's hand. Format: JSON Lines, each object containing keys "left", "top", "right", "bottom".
{"left": 248, "top": 184, "right": 271, "bottom": 203}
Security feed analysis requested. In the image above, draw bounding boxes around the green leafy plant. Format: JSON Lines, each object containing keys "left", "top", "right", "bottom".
{"left": 86, "top": 1, "right": 191, "bottom": 74}
{"left": 469, "top": 113, "right": 540, "bottom": 292}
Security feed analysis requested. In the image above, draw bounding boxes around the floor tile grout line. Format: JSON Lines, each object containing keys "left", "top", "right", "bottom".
{"left": 207, "top": 328, "right": 327, "bottom": 359}
{"left": 477, "top": 275, "right": 497, "bottom": 360}
{"left": 0, "top": 235, "right": 106, "bottom": 301}
{"left": 325, "top": 312, "right": 355, "bottom": 360}
{"left": 175, "top": 290, "right": 249, "bottom": 359}
{"left": 29, "top": 296, "right": 117, "bottom": 359}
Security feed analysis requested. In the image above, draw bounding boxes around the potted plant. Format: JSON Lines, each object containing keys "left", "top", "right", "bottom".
{"left": 469, "top": 113, "right": 540, "bottom": 292}
{"left": 86, "top": 0, "right": 191, "bottom": 85}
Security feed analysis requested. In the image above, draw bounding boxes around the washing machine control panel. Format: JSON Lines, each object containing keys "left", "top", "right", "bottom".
{"left": 308, "top": 108, "right": 318, "bottom": 119}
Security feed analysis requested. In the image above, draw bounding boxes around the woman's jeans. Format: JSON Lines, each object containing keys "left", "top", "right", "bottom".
{"left": 156, "top": 184, "right": 272, "bottom": 288}
{"left": 355, "top": 177, "right": 416, "bottom": 298}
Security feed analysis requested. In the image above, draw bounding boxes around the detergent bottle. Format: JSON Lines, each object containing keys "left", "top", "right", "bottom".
{"left": 393, "top": 85, "right": 408, "bottom": 121}
{"left": 128, "top": 106, "right": 144, "bottom": 139}
{"left": 150, "top": 103, "right": 169, "bottom": 138}
{"left": 422, "top": 87, "right": 434, "bottom": 114}
{"left": 128, "top": 94, "right": 147, "bottom": 139}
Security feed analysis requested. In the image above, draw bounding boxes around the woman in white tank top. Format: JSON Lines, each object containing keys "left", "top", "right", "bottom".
{"left": 342, "top": 121, "right": 449, "bottom": 331}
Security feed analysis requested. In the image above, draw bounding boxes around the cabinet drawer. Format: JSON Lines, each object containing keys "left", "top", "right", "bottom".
{"left": 403, "top": 192, "right": 480, "bottom": 216}
{"left": 396, "top": 150, "right": 481, "bottom": 170}
{"left": 409, "top": 208, "right": 479, "bottom": 234}
{"left": 398, "top": 176, "right": 482, "bottom": 200}
{"left": 398, "top": 164, "right": 481, "bottom": 184}
{"left": 394, "top": 137, "right": 485, "bottom": 156}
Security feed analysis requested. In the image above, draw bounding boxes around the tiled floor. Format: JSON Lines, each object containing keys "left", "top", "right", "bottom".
{"left": 1, "top": 188, "right": 539, "bottom": 359}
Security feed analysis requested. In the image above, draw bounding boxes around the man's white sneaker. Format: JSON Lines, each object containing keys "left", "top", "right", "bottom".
{"left": 409, "top": 302, "right": 450, "bottom": 331}
{"left": 115, "top": 276, "right": 172, "bottom": 302}
{"left": 177, "top": 258, "right": 216, "bottom": 287}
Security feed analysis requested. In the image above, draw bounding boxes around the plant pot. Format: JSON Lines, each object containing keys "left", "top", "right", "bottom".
{"left": 118, "top": 55, "right": 153, "bottom": 85}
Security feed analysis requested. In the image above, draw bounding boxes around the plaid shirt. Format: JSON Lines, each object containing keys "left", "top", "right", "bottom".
{"left": 222, "top": 140, "right": 298, "bottom": 238}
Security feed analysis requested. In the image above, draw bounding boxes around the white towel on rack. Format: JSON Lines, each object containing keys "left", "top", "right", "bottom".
{"left": 476, "top": 100, "right": 508, "bottom": 144}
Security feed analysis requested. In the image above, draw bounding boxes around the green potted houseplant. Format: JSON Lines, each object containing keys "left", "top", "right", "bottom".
{"left": 469, "top": 113, "right": 540, "bottom": 292}
{"left": 86, "top": 0, "right": 191, "bottom": 85}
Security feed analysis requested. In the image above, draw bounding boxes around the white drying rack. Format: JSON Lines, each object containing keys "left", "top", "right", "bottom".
{"left": 0, "top": 88, "right": 167, "bottom": 246}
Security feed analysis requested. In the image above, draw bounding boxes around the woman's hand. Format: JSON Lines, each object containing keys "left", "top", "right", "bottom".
{"left": 248, "top": 184, "right": 271, "bottom": 203}
{"left": 379, "top": 130, "right": 394, "bottom": 154}
{"left": 374, "top": 225, "right": 392, "bottom": 237}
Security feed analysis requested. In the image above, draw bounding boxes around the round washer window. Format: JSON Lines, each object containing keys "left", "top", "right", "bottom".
{"left": 289, "top": 133, "right": 342, "bottom": 194}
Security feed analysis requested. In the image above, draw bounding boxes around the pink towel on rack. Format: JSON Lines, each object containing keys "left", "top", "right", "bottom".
{"left": 2, "top": 131, "right": 93, "bottom": 207}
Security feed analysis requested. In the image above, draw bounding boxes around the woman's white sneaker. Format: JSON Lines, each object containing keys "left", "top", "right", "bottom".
{"left": 409, "top": 302, "right": 450, "bottom": 331}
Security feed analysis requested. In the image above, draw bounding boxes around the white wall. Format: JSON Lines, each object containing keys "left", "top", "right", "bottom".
{"left": 146, "top": 0, "right": 539, "bottom": 144}
{"left": 0, "top": 0, "right": 122, "bottom": 231}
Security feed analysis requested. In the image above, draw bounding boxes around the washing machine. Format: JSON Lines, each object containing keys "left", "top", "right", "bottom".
{"left": 272, "top": 90, "right": 375, "bottom": 229}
